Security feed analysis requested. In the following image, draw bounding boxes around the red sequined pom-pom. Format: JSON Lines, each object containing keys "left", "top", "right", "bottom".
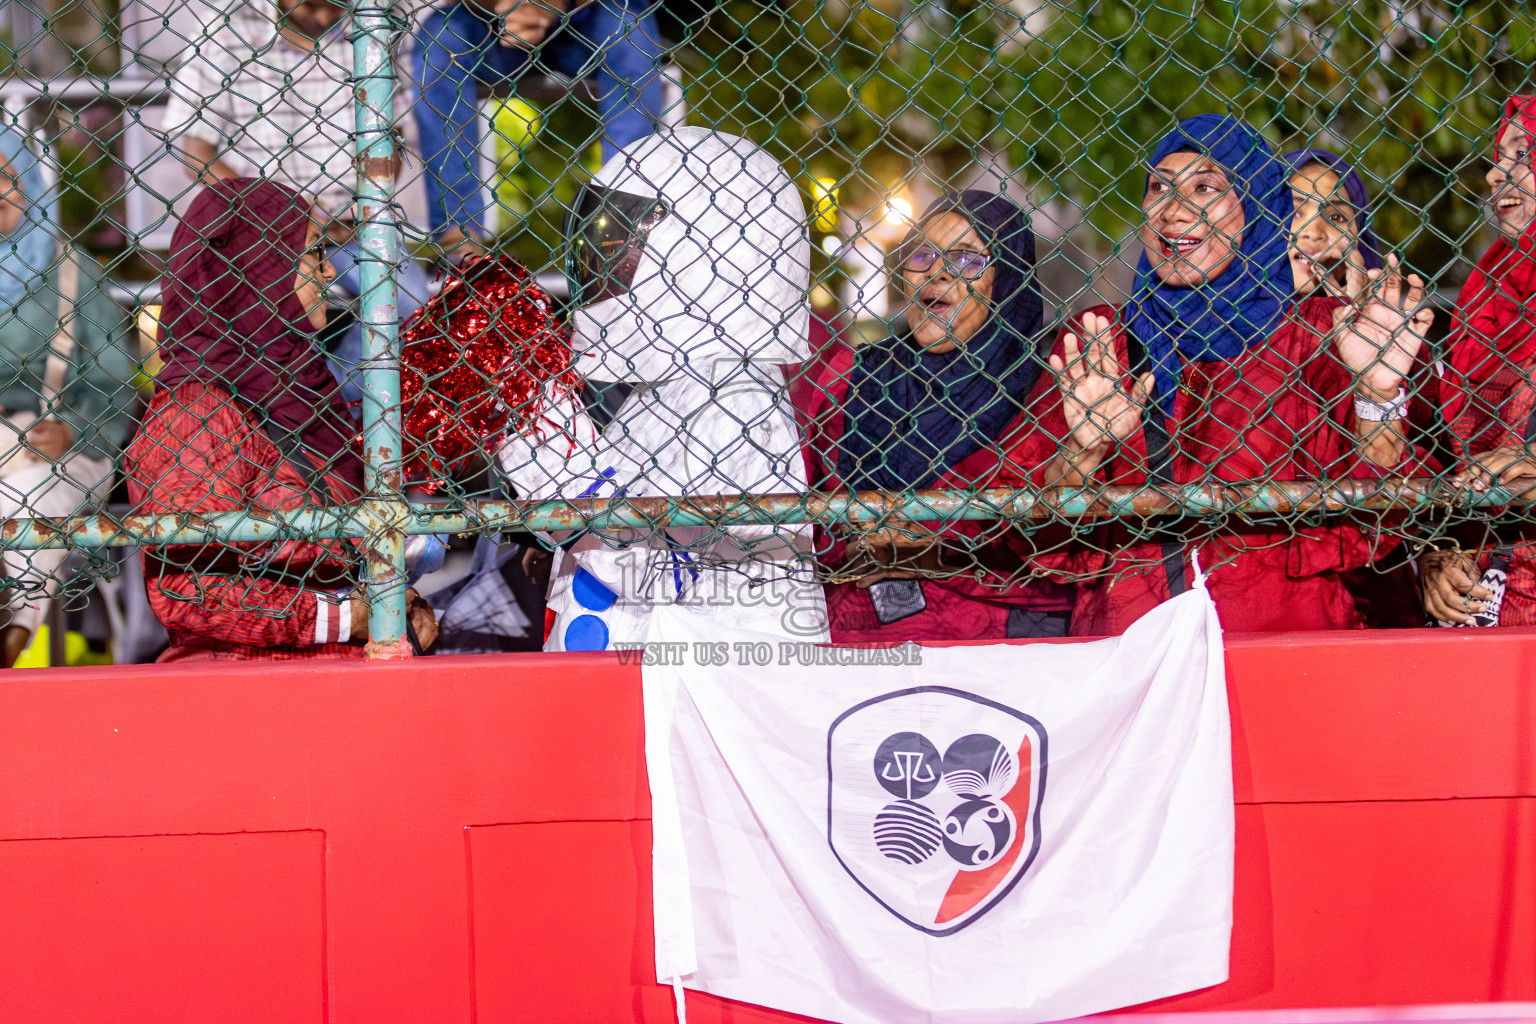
{"left": 399, "top": 255, "right": 577, "bottom": 484}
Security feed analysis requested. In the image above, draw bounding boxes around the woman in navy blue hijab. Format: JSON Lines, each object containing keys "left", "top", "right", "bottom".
{"left": 837, "top": 190, "right": 1046, "bottom": 491}
{"left": 1032, "top": 115, "right": 1433, "bottom": 636}
{"left": 797, "top": 190, "right": 1074, "bottom": 642}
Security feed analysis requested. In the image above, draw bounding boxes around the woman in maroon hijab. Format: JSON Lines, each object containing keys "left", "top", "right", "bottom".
{"left": 125, "top": 178, "right": 437, "bottom": 660}
{"left": 1421, "top": 97, "right": 1536, "bottom": 627}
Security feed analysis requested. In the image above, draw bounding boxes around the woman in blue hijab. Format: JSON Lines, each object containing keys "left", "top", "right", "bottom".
{"left": 0, "top": 122, "right": 137, "bottom": 664}
{"left": 798, "top": 190, "right": 1073, "bottom": 642}
{"left": 1033, "top": 115, "right": 1432, "bottom": 636}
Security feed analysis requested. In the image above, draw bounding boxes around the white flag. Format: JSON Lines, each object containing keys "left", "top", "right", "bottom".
{"left": 643, "top": 586, "right": 1233, "bottom": 1024}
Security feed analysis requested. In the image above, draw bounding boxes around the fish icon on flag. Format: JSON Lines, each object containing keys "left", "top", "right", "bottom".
{"left": 827, "top": 687, "right": 1047, "bottom": 935}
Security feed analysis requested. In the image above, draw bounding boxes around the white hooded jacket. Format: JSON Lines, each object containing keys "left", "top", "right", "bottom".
{"left": 499, "top": 128, "right": 829, "bottom": 651}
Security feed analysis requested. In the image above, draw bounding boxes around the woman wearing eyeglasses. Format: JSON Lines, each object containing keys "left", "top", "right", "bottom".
{"left": 797, "top": 190, "right": 1073, "bottom": 641}
{"left": 1023, "top": 115, "right": 1432, "bottom": 636}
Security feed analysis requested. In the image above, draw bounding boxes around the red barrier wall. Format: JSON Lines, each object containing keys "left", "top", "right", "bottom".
{"left": 1, "top": 627, "right": 1534, "bottom": 1023}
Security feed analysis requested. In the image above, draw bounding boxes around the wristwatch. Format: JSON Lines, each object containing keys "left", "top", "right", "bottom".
{"left": 1353, "top": 386, "right": 1409, "bottom": 422}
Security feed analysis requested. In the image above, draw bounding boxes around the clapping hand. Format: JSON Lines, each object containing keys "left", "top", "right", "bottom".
{"left": 1329, "top": 255, "right": 1433, "bottom": 401}
{"left": 1048, "top": 312, "right": 1154, "bottom": 463}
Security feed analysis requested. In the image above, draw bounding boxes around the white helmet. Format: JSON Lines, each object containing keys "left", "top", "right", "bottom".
{"left": 564, "top": 127, "right": 811, "bottom": 383}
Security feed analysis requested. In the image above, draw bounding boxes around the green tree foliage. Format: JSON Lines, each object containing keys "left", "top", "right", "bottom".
{"left": 674, "top": 0, "right": 1017, "bottom": 212}
{"left": 1005, "top": 0, "right": 1536, "bottom": 279}
{"left": 672, "top": 0, "right": 1536, "bottom": 283}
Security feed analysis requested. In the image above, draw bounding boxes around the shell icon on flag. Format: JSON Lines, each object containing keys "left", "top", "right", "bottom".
{"left": 827, "top": 687, "right": 1047, "bottom": 935}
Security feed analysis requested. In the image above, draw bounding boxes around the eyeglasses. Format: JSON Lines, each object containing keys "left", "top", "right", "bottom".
{"left": 901, "top": 246, "right": 992, "bottom": 280}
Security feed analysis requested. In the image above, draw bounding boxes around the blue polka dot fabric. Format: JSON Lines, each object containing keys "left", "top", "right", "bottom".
{"left": 572, "top": 568, "right": 618, "bottom": 612}
{"left": 564, "top": 613, "right": 610, "bottom": 652}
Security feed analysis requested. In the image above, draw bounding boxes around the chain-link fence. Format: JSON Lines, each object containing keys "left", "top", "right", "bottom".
{"left": 1, "top": 0, "right": 1535, "bottom": 661}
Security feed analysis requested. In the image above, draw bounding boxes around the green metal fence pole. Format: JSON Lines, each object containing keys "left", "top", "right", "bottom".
{"left": 351, "top": 0, "right": 409, "bottom": 657}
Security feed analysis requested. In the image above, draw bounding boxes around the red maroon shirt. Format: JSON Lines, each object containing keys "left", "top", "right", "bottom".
{"left": 125, "top": 382, "right": 366, "bottom": 661}
{"left": 1011, "top": 297, "right": 1415, "bottom": 637}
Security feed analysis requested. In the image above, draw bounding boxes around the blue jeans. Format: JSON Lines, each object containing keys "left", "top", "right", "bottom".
{"left": 412, "top": 0, "right": 666, "bottom": 237}
{"left": 324, "top": 237, "right": 433, "bottom": 407}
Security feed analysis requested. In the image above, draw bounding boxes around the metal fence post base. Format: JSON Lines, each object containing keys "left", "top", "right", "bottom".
{"left": 360, "top": 496, "right": 410, "bottom": 661}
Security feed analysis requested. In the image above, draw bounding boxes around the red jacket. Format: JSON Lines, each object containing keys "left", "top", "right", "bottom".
{"left": 125, "top": 382, "right": 366, "bottom": 661}
{"left": 794, "top": 336, "right": 1073, "bottom": 643}
{"left": 1441, "top": 362, "right": 1536, "bottom": 625}
{"left": 1010, "top": 298, "right": 1413, "bottom": 637}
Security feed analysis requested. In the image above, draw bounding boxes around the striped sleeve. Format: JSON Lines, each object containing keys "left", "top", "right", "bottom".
{"left": 314, "top": 595, "right": 353, "bottom": 646}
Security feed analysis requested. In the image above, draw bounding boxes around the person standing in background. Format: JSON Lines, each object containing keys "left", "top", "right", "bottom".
{"left": 412, "top": 0, "right": 665, "bottom": 260}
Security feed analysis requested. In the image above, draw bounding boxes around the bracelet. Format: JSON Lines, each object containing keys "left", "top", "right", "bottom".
{"left": 1354, "top": 386, "right": 1409, "bottom": 422}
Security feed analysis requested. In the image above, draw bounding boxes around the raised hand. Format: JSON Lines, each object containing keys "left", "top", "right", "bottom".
{"left": 1048, "top": 312, "right": 1154, "bottom": 461}
{"left": 1329, "top": 254, "right": 1433, "bottom": 400}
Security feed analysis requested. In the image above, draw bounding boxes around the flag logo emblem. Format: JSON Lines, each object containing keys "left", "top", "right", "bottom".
{"left": 827, "top": 687, "right": 1047, "bottom": 934}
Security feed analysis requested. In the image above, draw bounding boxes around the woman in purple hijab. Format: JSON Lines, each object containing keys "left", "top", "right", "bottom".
{"left": 1283, "top": 148, "right": 1384, "bottom": 295}
{"left": 1285, "top": 149, "right": 1423, "bottom": 627}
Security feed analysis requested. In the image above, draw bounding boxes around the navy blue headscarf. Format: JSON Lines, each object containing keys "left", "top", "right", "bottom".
{"left": 1281, "top": 147, "right": 1384, "bottom": 274}
{"left": 1127, "top": 116, "right": 1294, "bottom": 415}
{"left": 838, "top": 191, "right": 1045, "bottom": 491}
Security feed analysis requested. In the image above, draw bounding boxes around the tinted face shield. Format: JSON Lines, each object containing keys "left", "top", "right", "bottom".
{"left": 564, "top": 185, "right": 671, "bottom": 309}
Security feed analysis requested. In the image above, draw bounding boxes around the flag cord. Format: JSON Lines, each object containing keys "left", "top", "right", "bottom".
{"left": 1190, "top": 544, "right": 1209, "bottom": 589}
{"left": 670, "top": 976, "right": 687, "bottom": 1024}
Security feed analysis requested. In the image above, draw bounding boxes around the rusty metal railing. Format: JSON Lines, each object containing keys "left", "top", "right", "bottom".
{"left": 6, "top": 478, "right": 1527, "bottom": 555}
